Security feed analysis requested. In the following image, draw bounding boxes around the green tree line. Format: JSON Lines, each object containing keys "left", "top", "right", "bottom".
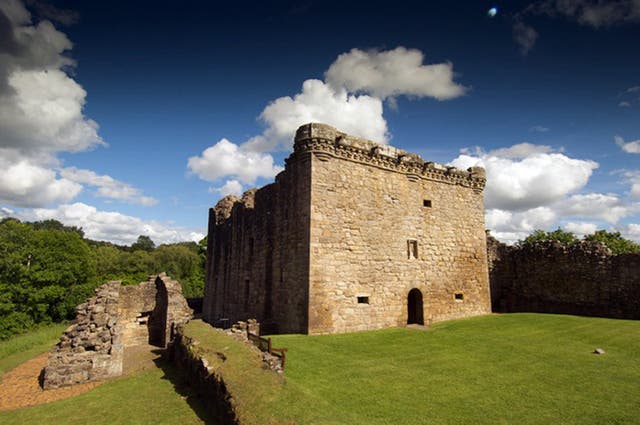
{"left": 519, "top": 228, "right": 640, "bottom": 255}
{"left": 0, "top": 218, "right": 206, "bottom": 340}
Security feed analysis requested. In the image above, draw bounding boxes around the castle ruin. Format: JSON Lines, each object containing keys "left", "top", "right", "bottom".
{"left": 203, "top": 123, "right": 491, "bottom": 334}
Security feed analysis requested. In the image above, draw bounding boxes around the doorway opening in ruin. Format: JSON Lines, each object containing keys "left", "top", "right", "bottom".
{"left": 148, "top": 278, "right": 168, "bottom": 347}
{"left": 407, "top": 288, "right": 424, "bottom": 325}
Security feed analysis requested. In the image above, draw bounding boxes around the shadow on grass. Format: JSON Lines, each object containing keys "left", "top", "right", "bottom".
{"left": 152, "top": 351, "right": 216, "bottom": 424}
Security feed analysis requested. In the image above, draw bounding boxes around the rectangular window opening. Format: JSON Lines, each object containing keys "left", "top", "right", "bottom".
{"left": 423, "top": 199, "right": 432, "bottom": 207}
{"left": 407, "top": 240, "right": 418, "bottom": 259}
{"left": 454, "top": 293, "right": 464, "bottom": 301}
{"left": 357, "top": 296, "right": 369, "bottom": 304}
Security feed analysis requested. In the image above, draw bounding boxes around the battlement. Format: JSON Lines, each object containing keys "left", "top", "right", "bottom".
{"left": 291, "top": 123, "right": 485, "bottom": 191}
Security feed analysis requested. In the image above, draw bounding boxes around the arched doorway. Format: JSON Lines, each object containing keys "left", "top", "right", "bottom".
{"left": 407, "top": 288, "right": 424, "bottom": 325}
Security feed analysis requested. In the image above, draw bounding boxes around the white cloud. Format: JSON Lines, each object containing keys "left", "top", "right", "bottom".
{"left": 60, "top": 167, "right": 157, "bottom": 206}
{"left": 188, "top": 138, "right": 283, "bottom": 184}
{"left": 325, "top": 47, "right": 467, "bottom": 101}
{"left": 242, "top": 79, "right": 388, "bottom": 152}
{"left": 556, "top": 193, "right": 631, "bottom": 223}
{"left": 485, "top": 207, "right": 557, "bottom": 243}
{"left": 451, "top": 144, "right": 598, "bottom": 210}
{"left": 621, "top": 223, "right": 640, "bottom": 242}
{"left": 26, "top": 202, "right": 204, "bottom": 245}
{"left": 621, "top": 170, "right": 640, "bottom": 199}
{"left": 209, "top": 180, "right": 244, "bottom": 197}
{"left": 564, "top": 221, "right": 598, "bottom": 237}
{"left": 513, "top": 21, "right": 539, "bottom": 55}
{"left": 615, "top": 135, "right": 640, "bottom": 154}
{"left": 0, "top": 157, "right": 82, "bottom": 207}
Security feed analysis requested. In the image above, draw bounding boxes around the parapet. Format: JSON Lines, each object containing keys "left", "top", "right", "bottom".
{"left": 292, "top": 123, "right": 486, "bottom": 191}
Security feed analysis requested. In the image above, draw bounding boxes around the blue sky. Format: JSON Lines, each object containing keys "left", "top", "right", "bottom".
{"left": 1, "top": 0, "right": 639, "bottom": 244}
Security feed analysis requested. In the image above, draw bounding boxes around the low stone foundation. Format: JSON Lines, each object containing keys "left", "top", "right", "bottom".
{"left": 166, "top": 326, "right": 239, "bottom": 425}
{"left": 43, "top": 274, "right": 192, "bottom": 389}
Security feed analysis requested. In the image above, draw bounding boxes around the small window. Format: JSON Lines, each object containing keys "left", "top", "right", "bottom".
{"left": 423, "top": 199, "right": 432, "bottom": 207}
{"left": 407, "top": 240, "right": 418, "bottom": 259}
{"left": 454, "top": 293, "right": 464, "bottom": 301}
{"left": 357, "top": 296, "right": 369, "bottom": 304}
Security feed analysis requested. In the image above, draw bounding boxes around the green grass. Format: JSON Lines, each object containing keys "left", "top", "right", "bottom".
{"left": 0, "top": 322, "right": 67, "bottom": 379}
{"left": 270, "top": 314, "right": 640, "bottom": 425}
{"left": 1, "top": 314, "right": 638, "bottom": 424}
{"left": 0, "top": 364, "right": 211, "bottom": 424}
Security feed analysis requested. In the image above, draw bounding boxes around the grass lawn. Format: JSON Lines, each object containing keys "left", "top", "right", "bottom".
{"left": 270, "top": 313, "right": 640, "bottom": 425}
{"left": 1, "top": 314, "right": 638, "bottom": 424}
{"left": 0, "top": 323, "right": 68, "bottom": 379}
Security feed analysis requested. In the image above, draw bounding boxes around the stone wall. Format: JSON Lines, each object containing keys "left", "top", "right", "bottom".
{"left": 43, "top": 274, "right": 192, "bottom": 389}
{"left": 302, "top": 123, "right": 491, "bottom": 333}
{"left": 487, "top": 235, "right": 640, "bottom": 319}
{"left": 203, "top": 154, "right": 311, "bottom": 334}
{"left": 43, "top": 282, "right": 123, "bottom": 389}
{"left": 203, "top": 122, "right": 491, "bottom": 334}
{"left": 166, "top": 325, "right": 239, "bottom": 425}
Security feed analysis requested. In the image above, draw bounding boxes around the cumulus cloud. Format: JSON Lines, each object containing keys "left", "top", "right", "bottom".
{"left": 564, "top": 221, "right": 598, "bottom": 237}
{"left": 450, "top": 142, "right": 637, "bottom": 244}
{"left": 0, "top": 157, "right": 82, "bottom": 207}
{"left": 451, "top": 144, "right": 598, "bottom": 210}
{"left": 556, "top": 193, "right": 631, "bottom": 223}
{"left": 513, "top": 21, "right": 539, "bottom": 55}
{"left": 325, "top": 47, "right": 467, "bottom": 101}
{"left": 486, "top": 207, "right": 558, "bottom": 243}
{"left": 620, "top": 170, "right": 640, "bottom": 199}
{"left": 193, "top": 46, "right": 467, "bottom": 190}
{"left": 615, "top": 135, "right": 640, "bottom": 154}
{"left": 621, "top": 223, "right": 640, "bottom": 242}
{"left": 188, "top": 139, "right": 283, "bottom": 184}
{"left": 209, "top": 180, "right": 244, "bottom": 197}
{"left": 243, "top": 79, "right": 388, "bottom": 152}
{"left": 60, "top": 167, "right": 158, "bottom": 206}
{"left": 25, "top": 202, "right": 204, "bottom": 245}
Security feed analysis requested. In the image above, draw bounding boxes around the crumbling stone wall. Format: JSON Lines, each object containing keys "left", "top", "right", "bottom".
{"left": 203, "top": 123, "right": 491, "bottom": 334}
{"left": 43, "top": 274, "right": 192, "bottom": 389}
{"left": 487, "top": 235, "right": 640, "bottom": 319}
{"left": 43, "top": 282, "right": 122, "bottom": 389}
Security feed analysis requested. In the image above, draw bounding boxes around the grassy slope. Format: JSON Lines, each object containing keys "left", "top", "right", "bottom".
{"left": 0, "top": 323, "right": 67, "bottom": 379}
{"left": 1, "top": 314, "right": 638, "bottom": 424}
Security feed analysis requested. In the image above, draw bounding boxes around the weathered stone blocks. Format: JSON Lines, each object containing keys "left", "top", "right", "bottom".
{"left": 203, "top": 123, "right": 491, "bottom": 334}
{"left": 43, "top": 274, "right": 193, "bottom": 389}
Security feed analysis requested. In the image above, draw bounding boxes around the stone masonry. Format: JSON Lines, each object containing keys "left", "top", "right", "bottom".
{"left": 43, "top": 274, "right": 192, "bottom": 389}
{"left": 203, "top": 123, "right": 492, "bottom": 334}
{"left": 487, "top": 235, "right": 640, "bottom": 319}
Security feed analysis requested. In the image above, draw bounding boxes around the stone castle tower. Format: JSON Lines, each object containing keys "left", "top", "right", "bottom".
{"left": 203, "top": 123, "right": 491, "bottom": 334}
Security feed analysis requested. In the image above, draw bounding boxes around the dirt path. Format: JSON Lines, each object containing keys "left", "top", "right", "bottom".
{"left": 0, "top": 353, "right": 102, "bottom": 411}
{"left": 0, "top": 345, "right": 161, "bottom": 411}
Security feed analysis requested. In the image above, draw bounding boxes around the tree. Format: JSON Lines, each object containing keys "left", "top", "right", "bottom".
{"left": 584, "top": 230, "right": 640, "bottom": 255}
{"left": 519, "top": 228, "right": 578, "bottom": 246}
{"left": 131, "top": 235, "right": 155, "bottom": 252}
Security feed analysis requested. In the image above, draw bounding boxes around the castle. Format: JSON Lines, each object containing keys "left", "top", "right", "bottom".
{"left": 202, "top": 123, "right": 491, "bottom": 334}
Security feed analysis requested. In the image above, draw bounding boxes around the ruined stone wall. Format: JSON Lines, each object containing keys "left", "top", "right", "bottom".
{"left": 44, "top": 275, "right": 193, "bottom": 389}
{"left": 487, "top": 236, "right": 640, "bottom": 319}
{"left": 300, "top": 124, "right": 491, "bottom": 333}
{"left": 203, "top": 155, "right": 311, "bottom": 334}
{"left": 43, "top": 282, "right": 123, "bottom": 389}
